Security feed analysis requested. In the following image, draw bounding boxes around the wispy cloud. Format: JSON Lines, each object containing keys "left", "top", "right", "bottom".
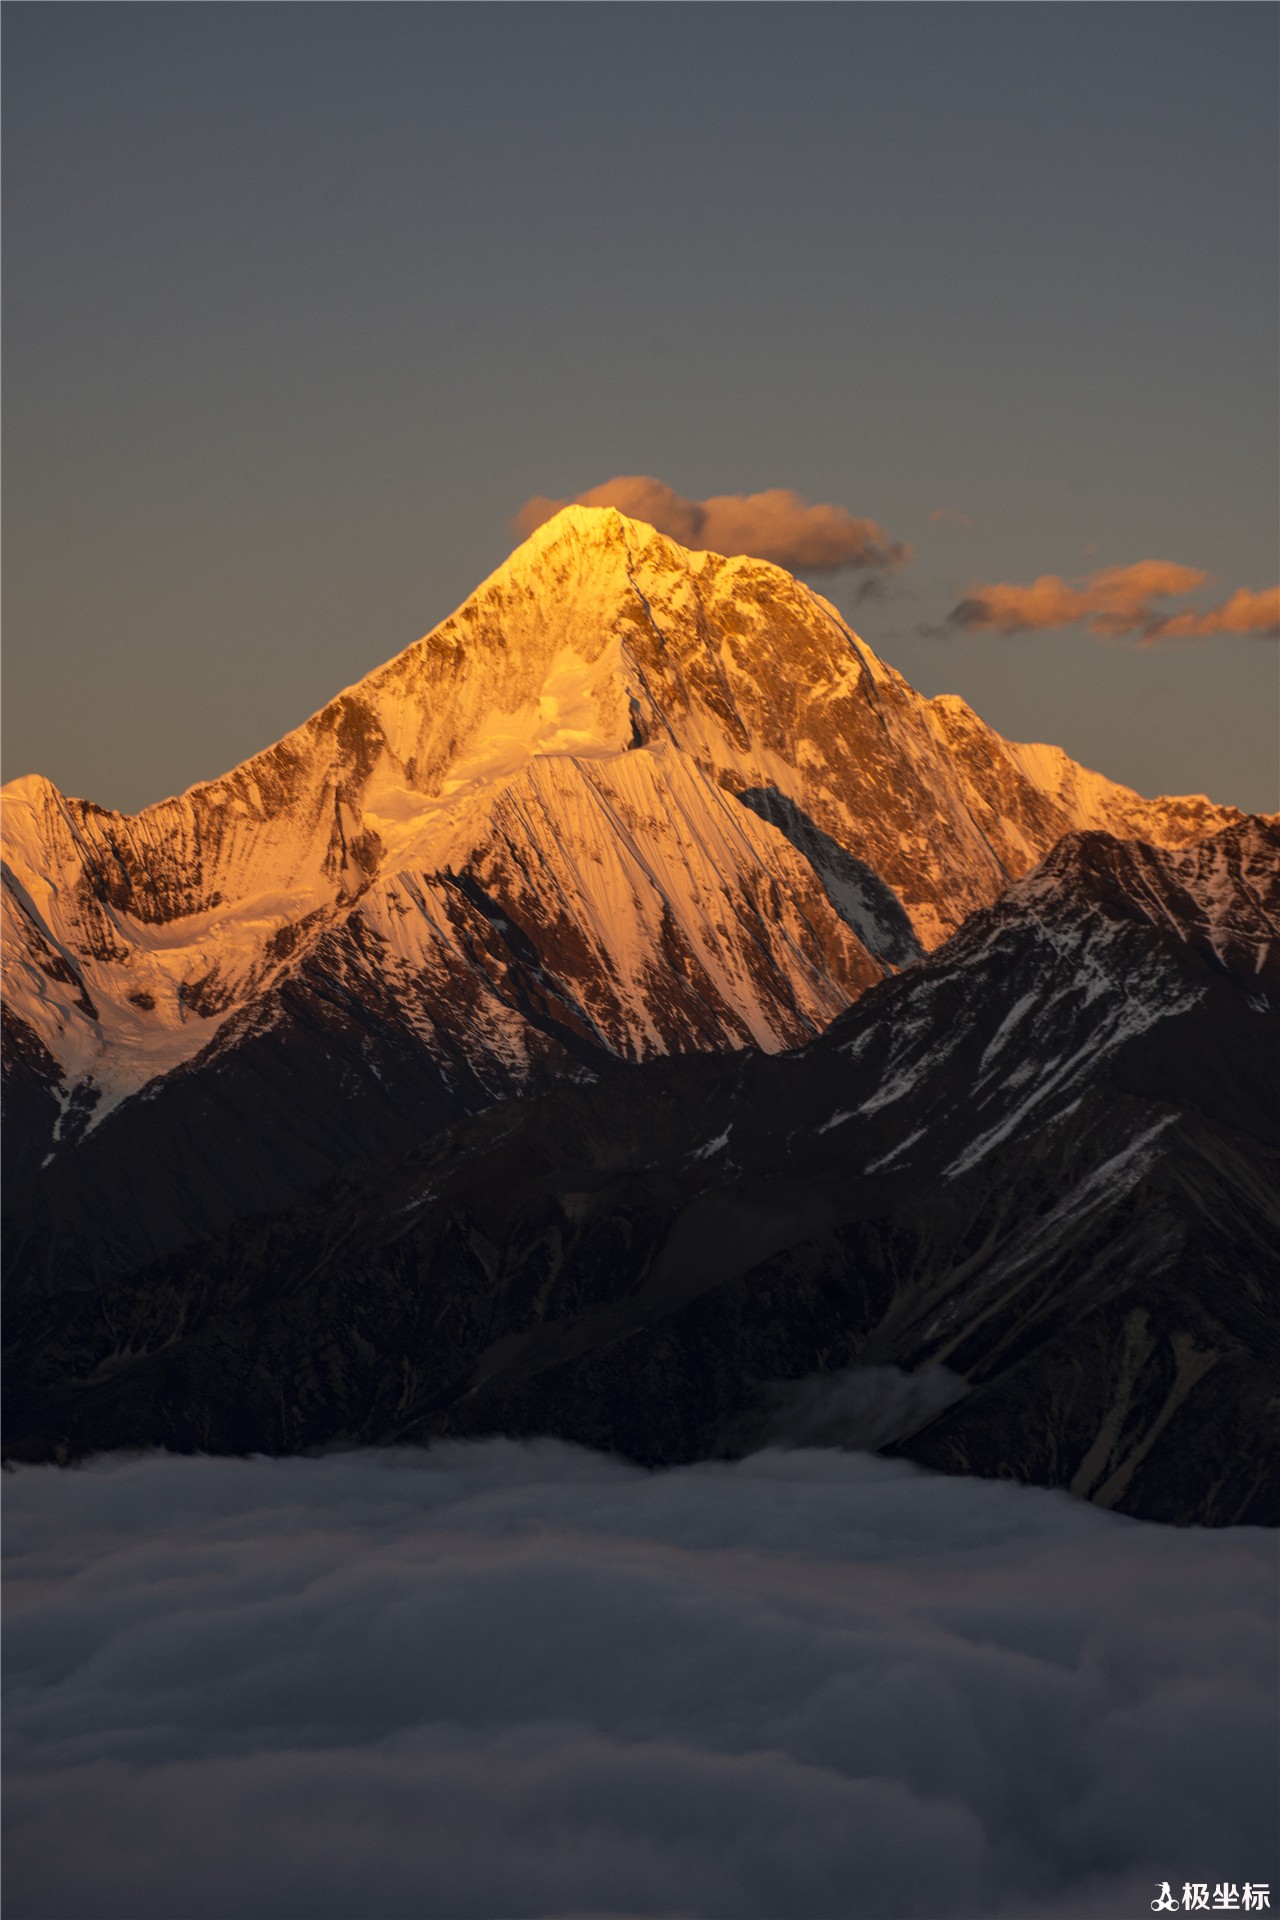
{"left": 928, "top": 507, "right": 974, "bottom": 528}
{"left": 514, "top": 476, "right": 910, "bottom": 574}
{"left": 1140, "top": 584, "right": 1280, "bottom": 645}
{"left": 946, "top": 559, "right": 1279, "bottom": 643}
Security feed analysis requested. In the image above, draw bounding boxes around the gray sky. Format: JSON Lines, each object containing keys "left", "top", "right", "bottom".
{"left": 4, "top": 4, "right": 1277, "bottom": 814}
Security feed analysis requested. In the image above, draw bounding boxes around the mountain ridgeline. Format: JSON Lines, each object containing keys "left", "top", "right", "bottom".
{"left": 3, "top": 508, "right": 1275, "bottom": 1522}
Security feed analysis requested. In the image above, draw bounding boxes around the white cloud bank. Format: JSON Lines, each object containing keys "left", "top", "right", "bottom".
{"left": 4, "top": 1443, "right": 1277, "bottom": 1920}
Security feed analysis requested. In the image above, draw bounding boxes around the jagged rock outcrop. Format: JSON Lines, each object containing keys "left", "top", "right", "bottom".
{"left": 3, "top": 507, "right": 1240, "bottom": 1241}
{"left": 7, "top": 509, "right": 1272, "bottom": 1524}
{"left": 7, "top": 819, "right": 1276, "bottom": 1526}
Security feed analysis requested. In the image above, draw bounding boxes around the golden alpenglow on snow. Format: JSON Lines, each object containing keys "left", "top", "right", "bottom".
{"left": 2, "top": 508, "right": 1240, "bottom": 1135}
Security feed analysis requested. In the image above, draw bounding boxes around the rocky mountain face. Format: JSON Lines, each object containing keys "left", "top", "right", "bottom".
{"left": 6, "top": 819, "right": 1277, "bottom": 1526}
{"left": 5, "top": 509, "right": 1274, "bottom": 1525}
{"left": 2, "top": 507, "right": 1240, "bottom": 1273}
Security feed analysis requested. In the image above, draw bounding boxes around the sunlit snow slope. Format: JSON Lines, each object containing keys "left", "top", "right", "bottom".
{"left": 2, "top": 506, "right": 1241, "bottom": 1137}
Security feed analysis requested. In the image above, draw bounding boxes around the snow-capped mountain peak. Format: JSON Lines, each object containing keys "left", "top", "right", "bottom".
{"left": 1, "top": 506, "right": 1245, "bottom": 1131}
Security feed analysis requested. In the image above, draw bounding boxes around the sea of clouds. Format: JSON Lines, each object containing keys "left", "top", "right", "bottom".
{"left": 4, "top": 1441, "right": 1276, "bottom": 1920}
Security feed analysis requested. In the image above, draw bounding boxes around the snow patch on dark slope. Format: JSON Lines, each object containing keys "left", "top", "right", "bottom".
{"left": 7, "top": 820, "right": 1275, "bottom": 1525}
{"left": 2, "top": 505, "right": 1241, "bottom": 1148}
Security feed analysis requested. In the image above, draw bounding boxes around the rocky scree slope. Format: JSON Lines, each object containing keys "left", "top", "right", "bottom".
{"left": 6, "top": 818, "right": 1276, "bottom": 1527}
{"left": 2, "top": 508, "right": 1240, "bottom": 1271}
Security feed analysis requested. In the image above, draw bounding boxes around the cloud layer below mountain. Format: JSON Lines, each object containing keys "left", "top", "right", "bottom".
{"left": 5, "top": 1443, "right": 1277, "bottom": 1920}
{"left": 514, "top": 477, "right": 910, "bottom": 573}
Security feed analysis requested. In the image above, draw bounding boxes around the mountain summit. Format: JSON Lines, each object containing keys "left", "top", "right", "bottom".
{"left": 4, "top": 507, "right": 1275, "bottom": 1521}
{"left": 2, "top": 505, "right": 1239, "bottom": 1153}
{"left": 8, "top": 812, "right": 1277, "bottom": 1522}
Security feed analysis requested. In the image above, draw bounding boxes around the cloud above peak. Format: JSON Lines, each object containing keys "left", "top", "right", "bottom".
{"left": 514, "top": 476, "right": 910, "bottom": 574}
{"left": 947, "top": 560, "right": 1279, "bottom": 643}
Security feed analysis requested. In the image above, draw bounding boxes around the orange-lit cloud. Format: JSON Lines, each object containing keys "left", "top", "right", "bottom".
{"left": 514, "top": 476, "right": 910, "bottom": 573}
{"left": 928, "top": 507, "right": 974, "bottom": 527}
{"left": 1139, "top": 584, "right": 1280, "bottom": 644}
{"left": 944, "top": 559, "right": 1278, "bottom": 642}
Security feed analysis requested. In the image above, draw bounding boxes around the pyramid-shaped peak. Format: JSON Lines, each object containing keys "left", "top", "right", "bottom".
{"left": 505, "top": 500, "right": 686, "bottom": 571}
{"left": 504, "top": 497, "right": 845, "bottom": 574}
{"left": 537, "top": 502, "right": 631, "bottom": 538}
{"left": 494, "top": 500, "right": 845, "bottom": 627}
